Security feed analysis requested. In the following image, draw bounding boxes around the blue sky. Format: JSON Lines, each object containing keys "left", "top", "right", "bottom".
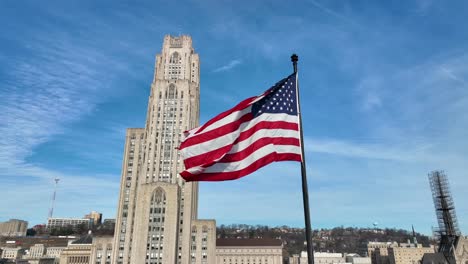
{"left": 1, "top": 0, "right": 467, "bottom": 236}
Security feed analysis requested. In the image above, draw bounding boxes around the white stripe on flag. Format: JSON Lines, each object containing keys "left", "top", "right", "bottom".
{"left": 181, "top": 113, "right": 298, "bottom": 156}
{"left": 227, "top": 129, "right": 299, "bottom": 154}
{"left": 186, "top": 144, "right": 301, "bottom": 174}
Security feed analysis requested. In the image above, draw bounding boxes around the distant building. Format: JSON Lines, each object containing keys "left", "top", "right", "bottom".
{"left": 216, "top": 238, "right": 283, "bottom": 264}
{"left": 84, "top": 211, "right": 102, "bottom": 226}
{"left": 1, "top": 247, "right": 25, "bottom": 260}
{"left": 368, "top": 242, "right": 399, "bottom": 264}
{"left": 0, "top": 237, "right": 69, "bottom": 263}
{"left": 32, "top": 224, "right": 47, "bottom": 235}
{"left": 26, "top": 244, "right": 46, "bottom": 259}
{"left": 0, "top": 219, "right": 28, "bottom": 237}
{"left": 46, "top": 246, "right": 65, "bottom": 259}
{"left": 47, "top": 218, "right": 91, "bottom": 230}
{"left": 388, "top": 245, "right": 435, "bottom": 264}
{"left": 367, "top": 241, "right": 435, "bottom": 264}
{"left": 59, "top": 233, "right": 93, "bottom": 264}
{"left": 290, "top": 252, "right": 347, "bottom": 264}
{"left": 346, "top": 253, "right": 372, "bottom": 264}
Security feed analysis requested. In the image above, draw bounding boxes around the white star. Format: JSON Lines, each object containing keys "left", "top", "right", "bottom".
{"left": 267, "top": 106, "right": 270, "bottom": 110}
{"left": 280, "top": 107, "right": 283, "bottom": 110}
{"left": 272, "top": 107, "right": 276, "bottom": 110}
{"left": 276, "top": 102, "right": 279, "bottom": 105}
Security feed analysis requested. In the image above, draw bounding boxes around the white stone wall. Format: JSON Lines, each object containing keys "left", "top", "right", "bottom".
{"left": 216, "top": 246, "right": 282, "bottom": 264}
{"left": 28, "top": 244, "right": 45, "bottom": 258}
{"left": 1, "top": 247, "right": 23, "bottom": 259}
{"left": 190, "top": 220, "right": 216, "bottom": 264}
{"left": 46, "top": 247, "right": 65, "bottom": 258}
{"left": 90, "top": 236, "right": 113, "bottom": 264}
{"left": 59, "top": 244, "right": 92, "bottom": 264}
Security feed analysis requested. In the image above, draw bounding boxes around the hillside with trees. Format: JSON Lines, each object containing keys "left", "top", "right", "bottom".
{"left": 217, "top": 225, "right": 433, "bottom": 257}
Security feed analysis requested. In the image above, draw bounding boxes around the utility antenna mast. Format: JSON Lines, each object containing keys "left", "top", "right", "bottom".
{"left": 428, "top": 170, "right": 460, "bottom": 264}
{"left": 48, "top": 177, "right": 60, "bottom": 219}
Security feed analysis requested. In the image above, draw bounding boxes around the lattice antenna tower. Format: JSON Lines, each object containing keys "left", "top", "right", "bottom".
{"left": 428, "top": 170, "right": 460, "bottom": 239}
{"left": 48, "top": 177, "right": 60, "bottom": 219}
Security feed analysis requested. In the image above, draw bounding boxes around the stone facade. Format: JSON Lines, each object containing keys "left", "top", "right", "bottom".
{"left": 90, "top": 236, "right": 113, "bottom": 264}
{"left": 1, "top": 247, "right": 25, "bottom": 260}
{"left": 368, "top": 242, "right": 435, "bottom": 264}
{"left": 190, "top": 220, "right": 216, "bottom": 264}
{"left": 0, "top": 219, "right": 28, "bottom": 237}
{"left": 27, "top": 244, "right": 46, "bottom": 259}
{"left": 112, "top": 35, "right": 215, "bottom": 264}
{"left": 216, "top": 239, "right": 283, "bottom": 264}
{"left": 368, "top": 242, "right": 399, "bottom": 264}
{"left": 388, "top": 246, "right": 435, "bottom": 264}
{"left": 59, "top": 235, "right": 93, "bottom": 264}
{"left": 290, "top": 252, "right": 347, "bottom": 264}
{"left": 46, "top": 247, "right": 65, "bottom": 259}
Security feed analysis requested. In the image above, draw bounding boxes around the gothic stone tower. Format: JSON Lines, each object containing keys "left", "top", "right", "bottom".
{"left": 112, "top": 35, "right": 216, "bottom": 264}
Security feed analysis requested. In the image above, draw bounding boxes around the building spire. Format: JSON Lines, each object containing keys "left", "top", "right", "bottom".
{"left": 412, "top": 225, "right": 418, "bottom": 245}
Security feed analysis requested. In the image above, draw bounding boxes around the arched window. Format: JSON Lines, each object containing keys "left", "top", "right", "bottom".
{"left": 167, "top": 84, "right": 176, "bottom": 99}
{"left": 170, "top": 52, "right": 181, "bottom": 64}
{"left": 168, "top": 52, "right": 182, "bottom": 79}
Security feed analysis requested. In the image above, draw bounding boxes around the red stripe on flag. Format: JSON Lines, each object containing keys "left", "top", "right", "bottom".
{"left": 192, "top": 96, "right": 257, "bottom": 134}
{"left": 180, "top": 152, "right": 302, "bottom": 182}
{"left": 183, "top": 144, "right": 233, "bottom": 170}
{"left": 182, "top": 121, "right": 299, "bottom": 169}
{"left": 221, "top": 137, "right": 300, "bottom": 163}
{"left": 235, "top": 121, "right": 298, "bottom": 143}
{"left": 180, "top": 113, "right": 254, "bottom": 149}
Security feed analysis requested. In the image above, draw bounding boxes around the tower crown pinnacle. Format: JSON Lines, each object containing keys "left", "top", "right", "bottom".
{"left": 164, "top": 34, "right": 193, "bottom": 49}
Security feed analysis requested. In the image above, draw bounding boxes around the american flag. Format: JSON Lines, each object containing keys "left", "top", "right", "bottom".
{"left": 179, "top": 73, "right": 302, "bottom": 181}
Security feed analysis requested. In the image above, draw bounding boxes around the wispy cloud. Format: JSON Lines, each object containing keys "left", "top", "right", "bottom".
{"left": 212, "top": 59, "right": 242, "bottom": 73}
{"left": 0, "top": 9, "right": 132, "bottom": 223}
{"left": 305, "top": 138, "right": 433, "bottom": 162}
{"left": 307, "top": 0, "right": 363, "bottom": 29}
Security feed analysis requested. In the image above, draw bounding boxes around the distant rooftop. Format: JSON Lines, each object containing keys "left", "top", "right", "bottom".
{"left": 0, "top": 237, "right": 70, "bottom": 248}
{"left": 216, "top": 238, "right": 282, "bottom": 247}
{"left": 71, "top": 233, "right": 93, "bottom": 245}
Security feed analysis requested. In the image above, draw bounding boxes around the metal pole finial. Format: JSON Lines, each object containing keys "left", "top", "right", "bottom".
{"left": 291, "top": 54, "right": 298, "bottom": 73}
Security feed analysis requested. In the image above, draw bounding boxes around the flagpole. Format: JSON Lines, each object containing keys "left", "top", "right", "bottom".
{"left": 291, "top": 54, "right": 315, "bottom": 264}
